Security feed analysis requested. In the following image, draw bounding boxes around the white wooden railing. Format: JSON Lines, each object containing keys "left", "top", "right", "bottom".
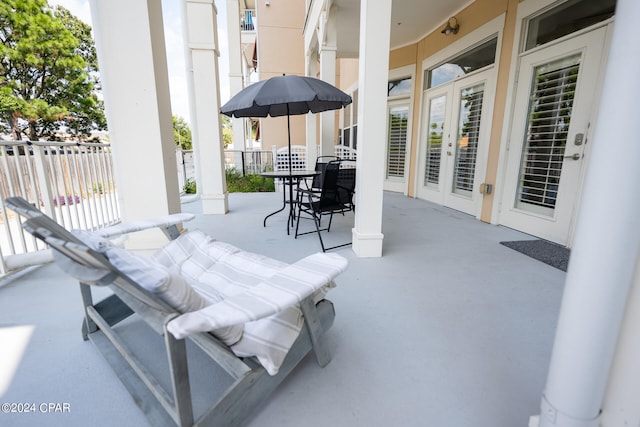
{"left": 0, "top": 140, "right": 120, "bottom": 275}
{"left": 0, "top": 141, "right": 357, "bottom": 275}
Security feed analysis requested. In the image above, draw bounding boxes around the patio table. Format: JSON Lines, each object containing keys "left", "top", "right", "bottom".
{"left": 260, "top": 170, "right": 320, "bottom": 235}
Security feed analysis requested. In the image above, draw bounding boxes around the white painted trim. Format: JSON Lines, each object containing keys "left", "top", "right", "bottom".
{"left": 388, "top": 64, "right": 415, "bottom": 81}
{"left": 352, "top": 229, "right": 384, "bottom": 258}
{"left": 384, "top": 100, "right": 412, "bottom": 194}
{"left": 385, "top": 64, "right": 415, "bottom": 195}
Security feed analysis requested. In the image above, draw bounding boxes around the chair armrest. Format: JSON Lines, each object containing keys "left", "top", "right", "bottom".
{"left": 296, "top": 188, "right": 321, "bottom": 195}
{"left": 96, "top": 213, "right": 196, "bottom": 239}
{"left": 166, "top": 252, "right": 348, "bottom": 339}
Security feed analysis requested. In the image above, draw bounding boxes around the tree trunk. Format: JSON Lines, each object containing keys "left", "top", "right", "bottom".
{"left": 28, "top": 121, "right": 38, "bottom": 141}
{"left": 10, "top": 113, "right": 22, "bottom": 140}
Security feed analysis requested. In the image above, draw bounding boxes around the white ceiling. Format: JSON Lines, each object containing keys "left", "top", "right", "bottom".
{"left": 331, "top": 0, "right": 473, "bottom": 56}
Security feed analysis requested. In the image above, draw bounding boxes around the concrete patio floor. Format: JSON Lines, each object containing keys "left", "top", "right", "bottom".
{"left": 0, "top": 191, "right": 566, "bottom": 427}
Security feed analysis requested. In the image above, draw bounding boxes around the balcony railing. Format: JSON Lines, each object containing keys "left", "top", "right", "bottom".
{"left": 224, "top": 149, "right": 273, "bottom": 176}
{"left": 1, "top": 142, "right": 355, "bottom": 275}
{"left": 0, "top": 140, "right": 120, "bottom": 274}
{"left": 240, "top": 8, "right": 256, "bottom": 31}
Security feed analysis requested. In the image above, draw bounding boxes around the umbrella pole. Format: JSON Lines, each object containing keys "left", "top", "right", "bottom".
{"left": 287, "top": 108, "right": 294, "bottom": 230}
{"left": 287, "top": 111, "right": 292, "bottom": 175}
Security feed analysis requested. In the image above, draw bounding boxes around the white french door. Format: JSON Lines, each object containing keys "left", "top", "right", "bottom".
{"left": 417, "top": 69, "right": 493, "bottom": 216}
{"left": 384, "top": 101, "right": 410, "bottom": 193}
{"left": 499, "top": 27, "right": 607, "bottom": 245}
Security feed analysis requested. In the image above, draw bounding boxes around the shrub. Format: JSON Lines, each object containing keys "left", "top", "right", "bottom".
{"left": 225, "top": 169, "right": 274, "bottom": 193}
{"left": 183, "top": 178, "right": 197, "bottom": 194}
{"left": 92, "top": 182, "right": 103, "bottom": 194}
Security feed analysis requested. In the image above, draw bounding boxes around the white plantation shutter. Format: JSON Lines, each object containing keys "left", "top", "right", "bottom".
{"left": 452, "top": 83, "right": 484, "bottom": 196}
{"left": 386, "top": 105, "right": 409, "bottom": 179}
{"left": 424, "top": 95, "right": 446, "bottom": 186}
{"left": 516, "top": 54, "right": 580, "bottom": 215}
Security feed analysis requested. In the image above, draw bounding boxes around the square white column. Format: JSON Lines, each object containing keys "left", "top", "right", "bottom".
{"left": 89, "top": 0, "right": 181, "bottom": 249}
{"left": 182, "top": 0, "right": 228, "bottom": 214}
{"left": 320, "top": 47, "right": 337, "bottom": 157}
{"left": 351, "top": 0, "right": 391, "bottom": 257}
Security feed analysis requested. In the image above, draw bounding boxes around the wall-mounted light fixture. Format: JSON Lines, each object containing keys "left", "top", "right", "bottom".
{"left": 265, "top": 0, "right": 270, "bottom": 6}
{"left": 441, "top": 17, "right": 459, "bottom": 35}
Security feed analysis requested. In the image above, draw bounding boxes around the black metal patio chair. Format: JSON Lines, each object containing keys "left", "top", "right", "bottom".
{"left": 294, "top": 160, "right": 353, "bottom": 252}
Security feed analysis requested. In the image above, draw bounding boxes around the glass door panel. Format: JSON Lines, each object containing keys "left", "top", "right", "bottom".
{"left": 424, "top": 95, "right": 446, "bottom": 187}
{"left": 452, "top": 83, "right": 485, "bottom": 197}
{"left": 514, "top": 55, "right": 579, "bottom": 216}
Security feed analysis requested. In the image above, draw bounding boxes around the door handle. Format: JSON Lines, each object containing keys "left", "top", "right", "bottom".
{"left": 564, "top": 153, "right": 581, "bottom": 160}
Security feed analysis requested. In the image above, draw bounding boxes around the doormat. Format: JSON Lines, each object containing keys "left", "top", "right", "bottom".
{"left": 500, "top": 239, "right": 570, "bottom": 272}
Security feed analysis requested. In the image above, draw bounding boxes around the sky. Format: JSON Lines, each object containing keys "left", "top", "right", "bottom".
{"left": 48, "top": 0, "right": 231, "bottom": 123}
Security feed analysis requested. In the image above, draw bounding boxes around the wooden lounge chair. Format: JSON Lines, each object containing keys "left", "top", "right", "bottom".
{"left": 4, "top": 196, "right": 347, "bottom": 427}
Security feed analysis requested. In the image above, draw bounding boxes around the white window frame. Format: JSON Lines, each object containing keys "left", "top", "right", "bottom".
{"left": 340, "top": 84, "right": 359, "bottom": 149}
{"left": 385, "top": 65, "right": 415, "bottom": 194}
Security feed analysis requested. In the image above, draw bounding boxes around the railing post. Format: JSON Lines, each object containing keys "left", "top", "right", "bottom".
{"left": 241, "top": 151, "right": 246, "bottom": 176}
{"left": 271, "top": 145, "right": 277, "bottom": 169}
{"left": 0, "top": 246, "right": 7, "bottom": 275}
{"left": 32, "top": 143, "right": 55, "bottom": 218}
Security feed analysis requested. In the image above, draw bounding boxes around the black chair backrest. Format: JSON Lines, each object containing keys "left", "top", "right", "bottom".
{"left": 312, "top": 156, "right": 339, "bottom": 189}
{"left": 336, "top": 161, "right": 356, "bottom": 206}
{"left": 318, "top": 160, "right": 342, "bottom": 209}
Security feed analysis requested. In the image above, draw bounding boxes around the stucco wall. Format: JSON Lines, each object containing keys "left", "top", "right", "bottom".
{"left": 338, "top": 0, "right": 513, "bottom": 203}
{"left": 338, "top": 58, "right": 359, "bottom": 91}
{"left": 256, "top": 0, "right": 306, "bottom": 151}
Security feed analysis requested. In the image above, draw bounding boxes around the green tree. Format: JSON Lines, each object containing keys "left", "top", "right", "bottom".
{"left": 221, "top": 114, "right": 233, "bottom": 148}
{"left": 173, "top": 115, "right": 192, "bottom": 150}
{"left": 0, "top": 0, "right": 106, "bottom": 141}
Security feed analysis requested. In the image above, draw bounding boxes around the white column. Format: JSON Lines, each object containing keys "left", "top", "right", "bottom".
{"left": 601, "top": 257, "right": 640, "bottom": 426}
{"left": 319, "top": 46, "right": 337, "bottom": 157}
{"left": 89, "top": 0, "right": 180, "bottom": 249}
{"left": 226, "top": 0, "right": 247, "bottom": 158}
{"left": 351, "top": 0, "right": 390, "bottom": 257}
{"left": 306, "top": 52, "right": 319, "bottom": 168}
{"left": 537, "top": 0, "right": 640, "bottom": 425}
{"left": 182, "top": 0, "right": 228, "bottom": 214}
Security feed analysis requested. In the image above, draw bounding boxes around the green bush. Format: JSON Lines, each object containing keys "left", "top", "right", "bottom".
{"left": 183, "top": 178, "right": 197, "bottom": 194}
{"left": 225, "top": 169, "right": 275, "bottom": 193}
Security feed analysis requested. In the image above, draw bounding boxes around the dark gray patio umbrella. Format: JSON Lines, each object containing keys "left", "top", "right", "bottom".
{"left": 220, "top": 74, "right": 352, "bottom": 174}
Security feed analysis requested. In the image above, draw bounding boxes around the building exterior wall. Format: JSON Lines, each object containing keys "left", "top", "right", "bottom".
{"left": 338, "top": 58, "right": 358, "bottom": 89}
{"left": 255, "top": 0, "right": 306, "bottom": 151}
{"left": 335, "top": 0, "right": 612, "bottom": 245}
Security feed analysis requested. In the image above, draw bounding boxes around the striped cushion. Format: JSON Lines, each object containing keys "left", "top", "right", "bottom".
{"left": 71, "top": 229, "right": 243, "bottom": 345}
{"left": 155, "top": 230, "right": 347, "bottom": 375}
{"left": 74, "top": 228, "right": 347, "bottom": 375}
